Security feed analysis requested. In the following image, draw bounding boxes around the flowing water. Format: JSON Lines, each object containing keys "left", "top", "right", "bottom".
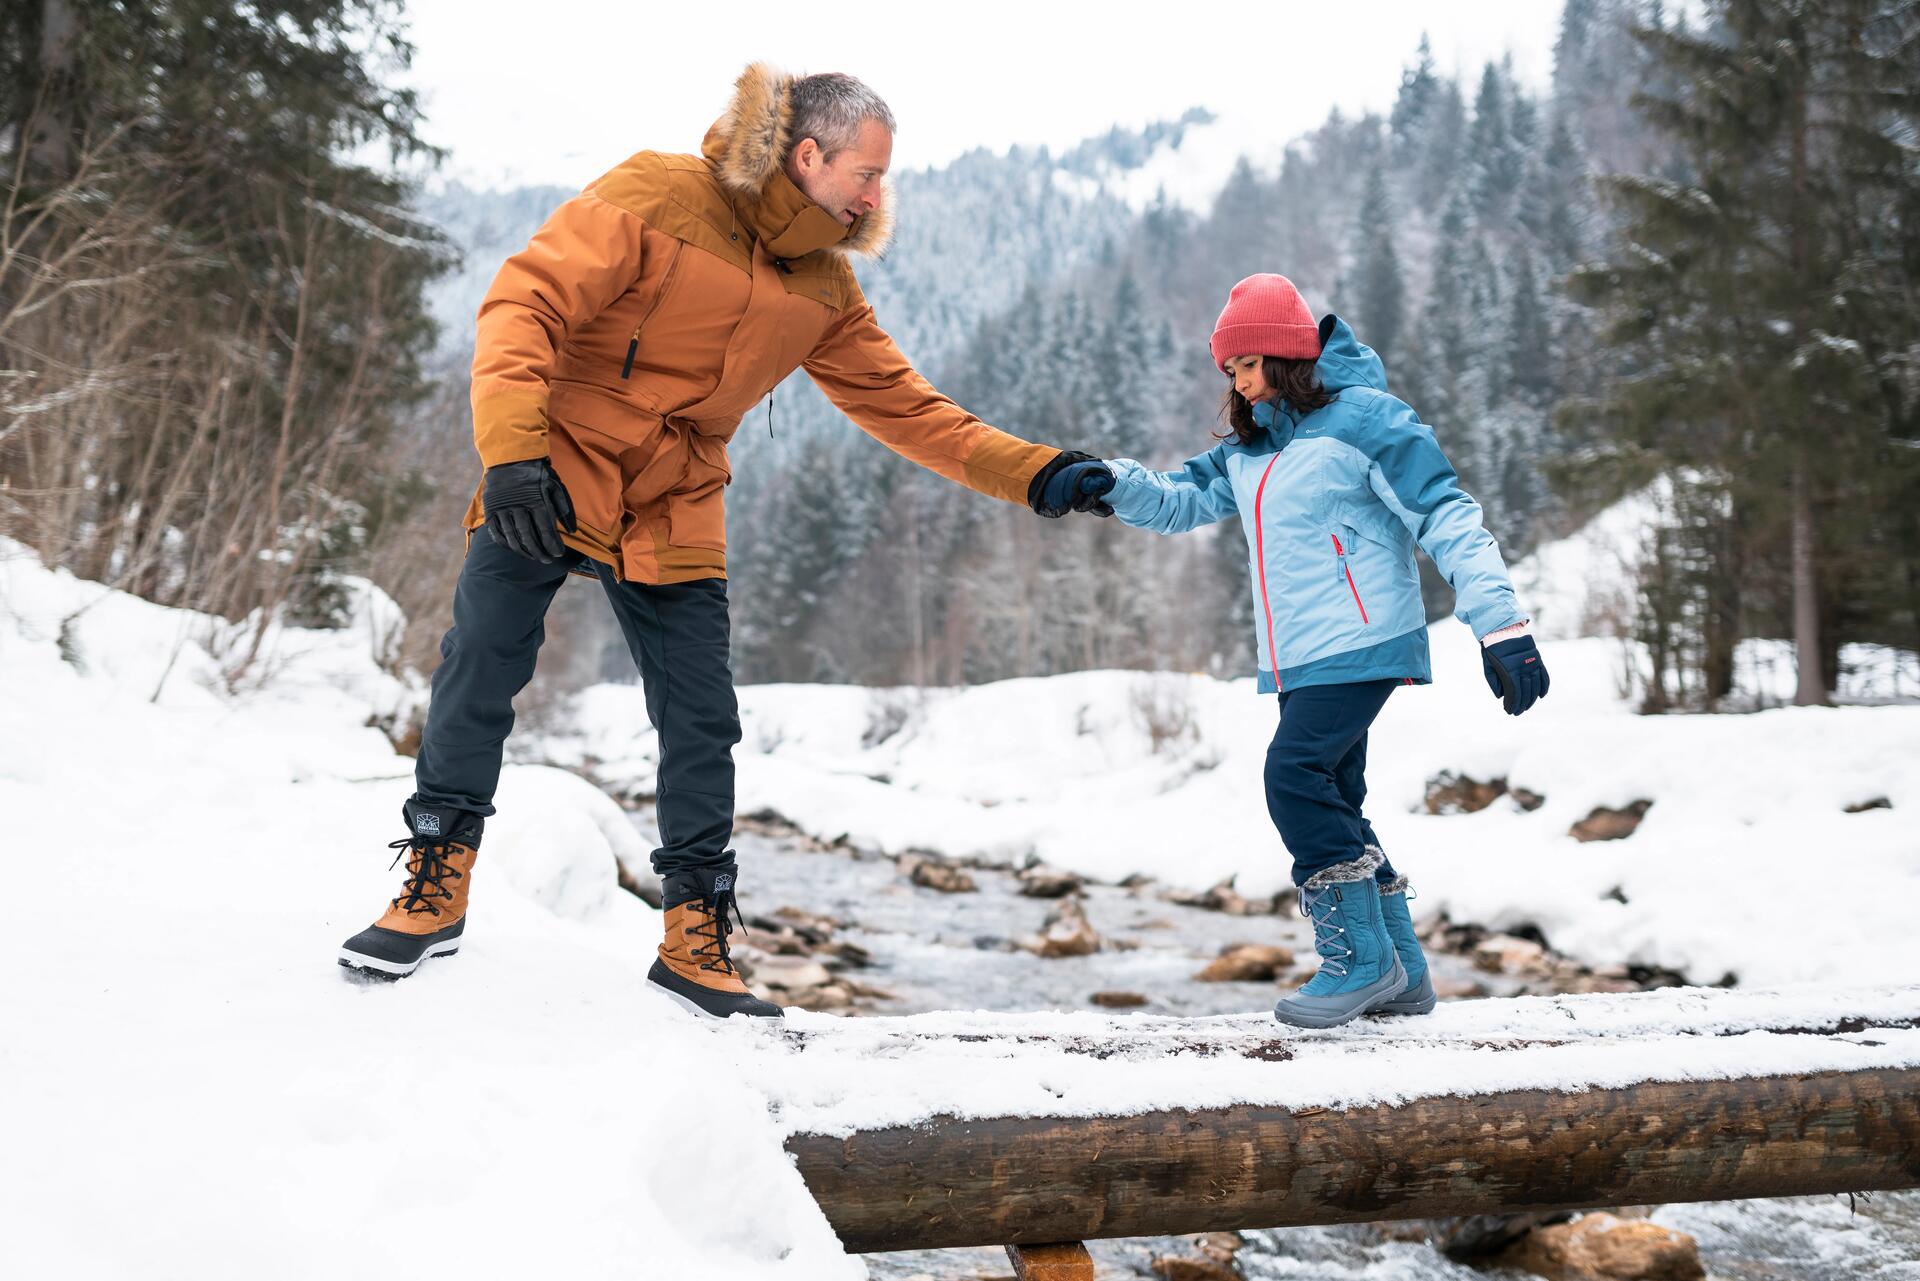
{"left": 633, "top": 810, "right": 1920, "bottom": 1281}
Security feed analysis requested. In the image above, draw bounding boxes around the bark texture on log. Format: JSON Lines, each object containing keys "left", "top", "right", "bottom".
{"left": 788, "top": 1068, "right": 1920, "bottom": 1253}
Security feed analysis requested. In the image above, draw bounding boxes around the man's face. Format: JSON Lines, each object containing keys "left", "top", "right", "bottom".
{"left": 787, "top": 118, "right": 892, "bottom": 226}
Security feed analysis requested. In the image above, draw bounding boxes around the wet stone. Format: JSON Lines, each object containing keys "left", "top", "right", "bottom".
{"left": 901, "top": 854, "right": 978, "bottom": 894}
{"left": 1017, "top": 864, "right": 1084, "bottom": 898}
{"left": 1499, "top": 1212, "right": 1705, "bottom": 1281}
{"left": 1196, "top": 943, "right": 1295, "bottom": 983}
{"left": 1026, "top": 894, "right": 1102, "bottom": 958}
{"left": 1090, "top": 990, "right": 1149, "bottom": 1008}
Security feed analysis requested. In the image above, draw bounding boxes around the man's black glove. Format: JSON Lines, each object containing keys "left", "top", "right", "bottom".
{"left": 1481, "top": 633, "right": 1550, "bottom": 716}
{"left": 482, "top": 458, "right": 577, "bottom": 563}
{"left": 1029, "top": 450, "right": 1116, "bottom": 519}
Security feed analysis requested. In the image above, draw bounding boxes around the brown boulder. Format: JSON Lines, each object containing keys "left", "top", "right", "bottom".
{"left": 1027, "top": 895, "right": 1101, "bottom": 958}
{"left": 1018, "top": 865, "right": 1085, "bottom": 898}
{"left": 1500, "top": 1212, "right": 1704, "bottom": 1281}
{"left": 1196, "top": 943, "right": 1295, "bottom": 982}
{"left": 1425, "top": 770, "right": 1509, "bottom": 815}
{"left": 901, "top": 854, "right": 977, "bottom": 893}
{"left": 1149, "top": 1256, "right": 1239, "bottom": 1281}
{"left": 1090, "top": 990, "right": 1149, "bottom": 1008}
{"left": 1570, "top": 800, "right": 1653, "bottom": 842}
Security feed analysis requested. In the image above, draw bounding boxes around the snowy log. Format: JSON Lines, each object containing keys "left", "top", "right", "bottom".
{"left": 787, "top": 1066, "right": 1920, "bottom": 1253}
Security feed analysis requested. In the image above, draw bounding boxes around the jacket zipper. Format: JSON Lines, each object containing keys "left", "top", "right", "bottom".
{"left": 1254, "top": 455, "right": 1282, "bottom": 691}
{"left": 620, "top": 247, "right": 685, "bottom": 380}
{"left": 1331, "top": 533, "right": 1369, "bottom": 624}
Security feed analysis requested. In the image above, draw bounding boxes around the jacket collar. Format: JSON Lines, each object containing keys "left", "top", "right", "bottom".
{"left": 729, "top": 166, "right": 856, "bottom": 260}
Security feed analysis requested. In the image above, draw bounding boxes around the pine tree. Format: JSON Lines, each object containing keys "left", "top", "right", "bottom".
{"left": 1468, "top": 63, "right": 1525, "bottom": 222}
{"left": 1563, "top": 0, "right": 1920, "bottom": 706}
{"left": 1390, "top": 35, "right": 1442, "bottom": 163}
{"left": 1351, "top": 164, "right": 1406, "bottom": 362}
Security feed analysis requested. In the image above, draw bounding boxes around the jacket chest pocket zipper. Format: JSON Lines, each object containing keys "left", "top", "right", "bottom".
{"left": 1331, "top": 533, "right": 1369, "bottom": 625}
{"left": 620, "top": 248, "right": 684, "bottom": 380}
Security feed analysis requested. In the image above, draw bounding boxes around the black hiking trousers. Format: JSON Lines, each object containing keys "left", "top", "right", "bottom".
{"left": 412, "top": 533, "right": 739, "bottom": 876}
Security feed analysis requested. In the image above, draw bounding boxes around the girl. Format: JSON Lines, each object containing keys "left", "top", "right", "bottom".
{"left": 1096, "top": 274, "right": 1549, "bottom": 1028}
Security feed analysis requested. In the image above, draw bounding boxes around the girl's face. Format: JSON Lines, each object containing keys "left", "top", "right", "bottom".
{"left": 1225, "top": 354, "right": 1275, "bottom": 405}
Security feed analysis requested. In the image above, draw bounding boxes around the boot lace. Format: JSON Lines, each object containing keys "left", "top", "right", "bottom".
{"left": 687, "top": 886, "right": 750, "bottom": 975}
{"left": 387, "top": 837, "right": 462, "bottom": 917}
{"left": 1302, "top": 887, "right": 1355, "bottom": 978}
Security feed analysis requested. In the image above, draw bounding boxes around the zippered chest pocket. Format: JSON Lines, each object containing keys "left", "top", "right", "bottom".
{"left": 1331, "top": 525, "right": 1369, "bottom": 624}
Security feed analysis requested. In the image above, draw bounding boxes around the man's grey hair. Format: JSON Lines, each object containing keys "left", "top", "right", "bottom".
{"left": 787, "top": 73, "right": 896, "bottom": 160}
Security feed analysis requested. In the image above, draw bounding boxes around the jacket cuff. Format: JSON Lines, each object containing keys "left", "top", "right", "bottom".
{"left": 1479, "top": 618, "right": 1532, "bottom": 647}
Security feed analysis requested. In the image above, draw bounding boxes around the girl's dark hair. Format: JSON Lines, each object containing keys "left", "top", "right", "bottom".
{"left": 1219, "top": 356, "right": 1334, "bottom": 445}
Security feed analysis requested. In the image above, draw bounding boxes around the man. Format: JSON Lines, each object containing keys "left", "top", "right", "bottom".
{"left": 337, "top": 64, "right": 1115, "bottom": 1014}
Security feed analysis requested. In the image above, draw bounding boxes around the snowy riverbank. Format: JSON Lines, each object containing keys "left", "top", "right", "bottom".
{"left": 543, "top": 630, "right": 1920, "bottom": 990}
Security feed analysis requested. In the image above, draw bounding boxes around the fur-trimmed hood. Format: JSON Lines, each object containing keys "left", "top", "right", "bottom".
{"left": 701, "top": 61, "right": 894, "bottom": 260}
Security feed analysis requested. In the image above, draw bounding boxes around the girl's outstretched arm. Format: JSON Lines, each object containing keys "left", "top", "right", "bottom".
{"left": 1103, "top": 443, "right": 1240, "bottom": 535}
{"left": 1358, "top": 397, "right": 1525, "bottom": 639}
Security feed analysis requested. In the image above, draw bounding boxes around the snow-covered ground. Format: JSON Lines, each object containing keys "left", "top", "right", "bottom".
{"left": 0, "top": 540, "right": 861, "bottom": 1280}
{"left": 5, "top": 506, "right": 1917, "bottom": 1278}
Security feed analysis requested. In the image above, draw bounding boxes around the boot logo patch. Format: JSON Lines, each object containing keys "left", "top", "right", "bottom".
{"left": 713, "top": 873, "right": 734, "bottom": 894}
{"left": 415, "top": 813, "right": 442, "bottom": 835}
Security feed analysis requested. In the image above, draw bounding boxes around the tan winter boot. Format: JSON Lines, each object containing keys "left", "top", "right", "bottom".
{"left": 646, "top": 867, "right": 782, "bottom": 1018}
{"left": 338, "top": 804, "right": 483, "bottom": 980}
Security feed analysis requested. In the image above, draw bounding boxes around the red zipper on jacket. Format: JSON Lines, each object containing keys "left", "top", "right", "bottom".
{"left": 1332, "top": 533, "right": 1369, "bottom": 624}
{"left": 1254, "top": 455, "right": 1282, "bottom": 690}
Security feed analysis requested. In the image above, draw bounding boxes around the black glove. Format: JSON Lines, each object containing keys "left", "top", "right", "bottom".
{"left": 1481, "top": 633, "right": 1550, "bottom": 716}
{"left": 482, "top": 458, "right": 577, "bottom": 563}
{"left": 1029, "top": 450, "right": 1116, "bottom": 519}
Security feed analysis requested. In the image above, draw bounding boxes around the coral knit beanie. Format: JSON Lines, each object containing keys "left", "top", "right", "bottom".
{"left": 1210, "top": 273, "right": 1321, "bottom": 371}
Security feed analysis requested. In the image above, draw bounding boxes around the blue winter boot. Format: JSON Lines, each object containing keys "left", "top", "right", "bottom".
{"left": 1374, "top": 867, "right": 1437, "bottom": 1016}
{"left": 1273, "top": 850, "right": 1407, "bottom": 1028}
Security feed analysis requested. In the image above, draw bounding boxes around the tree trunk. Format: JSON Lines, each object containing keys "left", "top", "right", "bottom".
{"left": 788, "top": 1067, "right": 1920, "bottom": 1253}
{"left": 25, "top": 0, "right": 81, "bottom": 184}
{"left": 1791, "top": 459, "right": 1826, "bottom": 705}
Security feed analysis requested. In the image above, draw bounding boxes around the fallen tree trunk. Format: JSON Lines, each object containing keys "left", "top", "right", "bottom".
{"left": 787, "top": 1067, "right": 1920, "bottom": 1253}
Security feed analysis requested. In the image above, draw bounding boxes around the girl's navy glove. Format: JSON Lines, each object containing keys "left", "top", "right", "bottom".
{"left": 1482, "top": 634, "right": 1549, "bottom": 716}
{"left": 482, "top": 458, "right": 578, "bottom": 563}
{"left": 1029, "top": 450, "right": 1116, "bottom": 518}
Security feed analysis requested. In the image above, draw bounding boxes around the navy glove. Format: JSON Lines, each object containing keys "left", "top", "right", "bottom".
{"left": 482, "top": 458, "right": 577, "bottom": 563}
{"left": 1482, "top": 634, "right": 1549, "bottom": 716}
{"left": 1029, "top": 450, "right": 1116, "bottom": 519}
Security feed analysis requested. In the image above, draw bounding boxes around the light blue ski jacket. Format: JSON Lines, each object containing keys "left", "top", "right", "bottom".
{"left": 1105, "top": 315, "right": 1524, "bottom": 693}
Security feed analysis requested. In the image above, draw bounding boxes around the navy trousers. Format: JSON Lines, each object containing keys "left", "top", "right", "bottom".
{"left": 412, "top": 534, "right": 740, "bottom": 876}
{"left": 1264, "top": 679, "right": 1404, "bottom": 887}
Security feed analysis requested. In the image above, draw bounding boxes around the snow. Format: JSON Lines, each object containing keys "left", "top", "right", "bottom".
{"left": 6, "top": 494, "right": 1918, "bottom": 1276}
{"left": 758, "top": 985, "right": 1920, "bottom": 1137}
{"left": 1051, "top": 112, "right": 1292, "bottom": 214}
{"left": 0, "top": 538, "right": 860, "bottom": 1281}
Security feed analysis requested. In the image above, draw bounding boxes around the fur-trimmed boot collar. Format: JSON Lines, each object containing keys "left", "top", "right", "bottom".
{"left": 1302, "top": 847, "right": 1387, "bottom": 892}
{"left": 699, "top": 61, "right": 895, "bottom": 260}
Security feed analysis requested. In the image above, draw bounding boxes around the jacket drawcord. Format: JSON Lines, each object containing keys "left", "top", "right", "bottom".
{"left": 766, "top": 388, "right": 775, "bottom": 438}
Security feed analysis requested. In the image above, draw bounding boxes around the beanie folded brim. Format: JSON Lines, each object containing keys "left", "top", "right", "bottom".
{"left": 1212, "top": 321, "right": 1323, "bottom": 370}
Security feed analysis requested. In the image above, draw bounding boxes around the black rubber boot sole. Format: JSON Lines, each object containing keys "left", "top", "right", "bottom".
{"left": 338, "top": 917, "right": 465, "bottom": 980}
{"left": 647, "top": 958, "right": 784, "bottom": 1019}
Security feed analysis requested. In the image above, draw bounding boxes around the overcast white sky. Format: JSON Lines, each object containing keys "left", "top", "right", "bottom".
{"left": 400, "top": 1, "right": 1563, "bottom": 189}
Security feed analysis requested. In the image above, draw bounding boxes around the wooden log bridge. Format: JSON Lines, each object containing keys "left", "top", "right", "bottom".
{"left": 765, "top": 988, "right": 1920, "bottom": 1263}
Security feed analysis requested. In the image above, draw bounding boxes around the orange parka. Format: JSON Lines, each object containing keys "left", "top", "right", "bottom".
{"left": 463, "top": 64, "right": 1064, "bottom": 583}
